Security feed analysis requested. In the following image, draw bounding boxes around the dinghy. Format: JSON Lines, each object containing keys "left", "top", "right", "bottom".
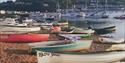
{"left": 37, "top": 51, "right": 125, "bottom": 63}
{"left": 31, "top": 40, "right": 92, "bottom": 52}
{"left": 106, "top": 44, "right": 125, "bottom": 51}
{"left": 98, "top": 37, "right": 124, "bottom": 43}
{"left": 3, "top": 23, "right": 27, "bottom": 27}
{"left": 93, "top": 26, "right": 116, "bottom": 33}
{"left": 58, "top": 34, "right": 91, "bottom": 40}
{"left": 73, "top": 28, "right": 95, "bottom": 34}
{"left": 0, "top": 34, "right": 49, "bottom": 42}
{"left": 0, "top": 26, "right": 41, "bottom": 32}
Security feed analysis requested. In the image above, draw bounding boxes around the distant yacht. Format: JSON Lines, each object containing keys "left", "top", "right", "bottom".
{"left": 61, "top": 9, "right": 86, "bottom": 18}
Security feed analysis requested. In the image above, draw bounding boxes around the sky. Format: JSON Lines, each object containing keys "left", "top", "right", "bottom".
{"left": 0, "top": 0, "right": 15, "bottom": 2}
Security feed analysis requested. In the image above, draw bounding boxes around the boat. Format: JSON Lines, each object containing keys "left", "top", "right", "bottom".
{"left": 91, "top": 26, "right": 116, "bottom": 34}
{"left": 0, "top": 26, "right": 41, "bottom": 32}
{"left": 114, "top": 15, "right": 125, "bottom": 19}
{"left": 58, "top": 34, "right": 91, "bottom": 40}
{"left": 98, "top": 37, "right": 124, "bottom": 44}
{"left": 31, "top": 40, "right": 92, "bottom": 53}
{"left": 3, "top": 23, "right": 27, "bottom": 27}
{"left": 0, "top": 34, "right": 49, "bottom": 42}
{"left": 37, "top": 51, "right": 125, "bottom": 63}
{"left": 0, "top": 18, "right": 27, "bottom": 27}
{"left": 73, "top": 28, "right": 95, "bottom": 34}
{"left": 106, "top": 44, "right": 125, "bottom": 51}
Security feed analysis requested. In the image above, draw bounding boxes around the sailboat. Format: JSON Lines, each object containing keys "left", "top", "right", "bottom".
{"left": 85, "top": 0, "right": 109, "bottom": 19}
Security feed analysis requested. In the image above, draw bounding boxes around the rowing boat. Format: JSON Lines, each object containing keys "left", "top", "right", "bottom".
{"left": 58, "top": 34, "right": 91, "bottom": 40}
{"left": 0, "top": 34, "right": 49, "bottom": 42}
{"left": 73, "top": 28, "right": 95, "bottom": 34}
{"left": 37, "top": 51, "right": 125, "bottom": 63}
{"left": 98, "top": 37, "right": 124, "bottom": 43}
{"left": 30, "top": 40, "right": 92, "bottom": 52}
{"left": 0, "top": 26, "right": 41, "bottom": 32}
{"left": 106, "top": 44, "right": 125, "bottom": 51}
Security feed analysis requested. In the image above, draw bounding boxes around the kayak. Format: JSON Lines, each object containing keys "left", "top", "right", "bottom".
{"left": 0, "top": 34, "right": 49, "bottom": 42}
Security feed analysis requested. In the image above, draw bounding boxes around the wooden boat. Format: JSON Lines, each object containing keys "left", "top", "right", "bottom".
{"left": 92, "top": 26, "right": 116, "bottom": 33}
{"left": 0, "top": 34, "right": 49, "bottom": 42}
{"left": 98, "top": 37, "right": 124, "bottom": 44}
{"left": 37, "top": 51, "right": 125, "bottom": 63}
{"left": 73, "top": 28, "right": 95, "bottom": 34}
{"left": 106, "top": 44, "right": 125, "bottom": 51}
{"left": 3, "top": 23, "right": 27, "bottom": 27}
{"left": 0, "top": 26, "right": 41, "bottom": 32}
{"left": 31, "top": 40, "right": 92, "bottom": 52}
{"left": 58, "top": 34, "right": 91, "bottom": 40}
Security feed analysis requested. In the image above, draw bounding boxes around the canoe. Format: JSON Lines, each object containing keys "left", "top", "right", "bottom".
{"left": 98, "top": 37, "right": 124, "bottom": 44}
{"left": 0, "top": 34, "right": 49, "bottom": 42}
{"left": 58, "top": 34, "right": 91, "bottom": 40}
{"left": 31, "top": 40, "right": 92, "bottom": 52}
{"left": 0, "top": 26, "right": 41, "bottom": 32}
{"left": 106, "top": 44, "right": 125, "bottom": 51}
{"left": 37, "top": 51, "right": 125, "bottom": 63}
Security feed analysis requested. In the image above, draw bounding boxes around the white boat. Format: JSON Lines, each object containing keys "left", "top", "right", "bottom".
{"left": 106, "top": 44, "right": 125, "bottom": 51}
{"left": 98, "top": 37, "right": 124, "bottom": 44}
{"left": 73, "top": 28, "right": 95, "bottom": 34}
{"left": 0, "top": 26, "right": 41, "bottom": 32}
{"left": 0, "top": 18, "right": 27, "bottom": 27}
{"left": 37, "top": 51, "right": 125, "bottom": 63}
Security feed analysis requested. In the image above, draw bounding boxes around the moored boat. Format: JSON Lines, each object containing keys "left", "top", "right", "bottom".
{"left": 114, "top": 15, "right": 125, "bottom": 19}
{"left": 31, "top": 40, "right": 92, "bottom": 53}
{"left": 0, "top": 34, "right": 49, "bottom": 42}
{"left": 37, "top": 51, "right": 125, "bottom": 63}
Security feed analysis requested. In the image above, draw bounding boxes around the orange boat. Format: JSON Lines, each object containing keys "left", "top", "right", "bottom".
{"left": 0, "top": 34, "right": 49, "bottom": 42}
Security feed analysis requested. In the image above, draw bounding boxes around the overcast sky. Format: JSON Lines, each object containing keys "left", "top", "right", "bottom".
{"left": 0, "top": 0, "right": 15, "bottom": 2}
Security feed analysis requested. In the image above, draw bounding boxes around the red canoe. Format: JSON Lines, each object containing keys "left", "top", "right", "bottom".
{"left": 0, "top": 34, "right": 49, "bottom": 42}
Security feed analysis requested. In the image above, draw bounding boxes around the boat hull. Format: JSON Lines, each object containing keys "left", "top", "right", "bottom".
{"left": 37, "top": 51, "right": 125, "bottom": 63}
{"left": 0, "top": 26, "right": 41, "bottom": 32}
{"left": 0, "top": 34, "right": 49, "bottom": 42}
{"left": 31, "top": 40, "right": 92, "bottom": 52}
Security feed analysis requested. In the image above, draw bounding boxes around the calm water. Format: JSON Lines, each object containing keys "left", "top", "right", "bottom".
{"left": 68, "top": 18, "right": 125, "bottom": 39}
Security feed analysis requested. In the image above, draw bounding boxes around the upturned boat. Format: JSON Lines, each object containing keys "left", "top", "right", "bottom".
{"left": 30, "top": 40, "right": 92, "bottom": 52}
{"left": 37, "top": 51, "right": 125, "bottom": 63}
{"left": 0, "top": 26, "right": 41, "bottom": 32}
{"left": 98, "top": 37, "right": 124, "bottom": 44}
{"left": 0, "top": 34, "right": 49, "bottom": 42}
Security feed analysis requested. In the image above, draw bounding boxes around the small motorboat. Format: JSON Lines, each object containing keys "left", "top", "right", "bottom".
{"left": 114, "top": 15, "right": 125, "bottom": 19}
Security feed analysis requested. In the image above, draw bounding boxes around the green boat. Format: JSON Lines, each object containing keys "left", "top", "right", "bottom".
{"left": 30, "top": 40, "right": 92, "bottom": 53}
